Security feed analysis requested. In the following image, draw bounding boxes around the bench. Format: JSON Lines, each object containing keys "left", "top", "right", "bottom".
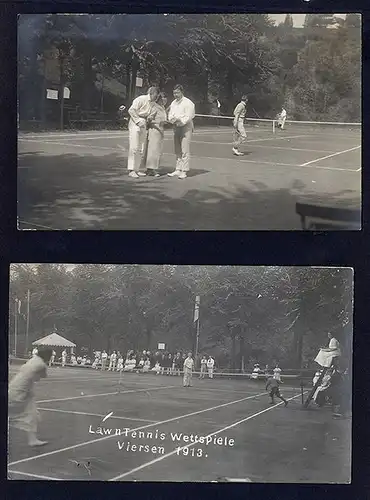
{"left": 296, "top": 202, "right": 361, "bottom": 230}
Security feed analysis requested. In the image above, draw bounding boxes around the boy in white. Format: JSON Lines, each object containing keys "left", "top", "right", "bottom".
{"left": 61, "top": 349, "right": 67, "bottom": 367}
{"left": 32, "top": 347, "right": 38, "bottom": 357}
{"left": 49, "top": 350, "right": 56, "bottom": 367}
{"left": 183, "top": 352, "right": 194, "bottom": 387}
{"left": 277, "top": 107, "right": 287, "bottom": 129}
{"left": 108, "top": 351, "right": 117, "bottom": 371}
{"left": 273, "top": 364, "right": 282, "bottom": 382}
{"left": 232, "top": 95, "right": 248, "bottom": 156}
{"left": 167, "top": 85, "right": 195, "bottom": 179}
{"left": 127, "top": 87, "right": 159, "bottom": 178}
{"left": 207, "top": 356, "right": 215, "bottom": 379}
{"left": 199, "top": 356, "right": 207, "bottom": 379}
{"left": 101, "top": 350, "right": 108, "bottom": 370}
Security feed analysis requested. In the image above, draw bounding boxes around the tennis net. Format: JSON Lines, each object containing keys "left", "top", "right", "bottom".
{"left": 273, "top": 118, "right": 361, "bottom": 136}
{"left": 194, "top": 114, "right": 274, "bottom": 133}
{"left": 193, "top": 113, "right": 361, "bottom": 138}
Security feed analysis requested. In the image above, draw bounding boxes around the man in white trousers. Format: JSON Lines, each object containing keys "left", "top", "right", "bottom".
{"left": 232, "top": 95, "right": 249, "bottom": 156}
{"left": 167, "top": 85, "right": 195, "bottom": 179}
{"left": 207, "top": 356, "right": 215, "bottom": 379}
{"left": 127, "top": 86, "right": 159, "bottom": 178}
{"left": 277, "top": 106, "right": 287, "bottom": 130}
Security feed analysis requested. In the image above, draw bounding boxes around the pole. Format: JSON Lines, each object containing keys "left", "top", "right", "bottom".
{"left": 194, "top": 295, "right": 200, "bottom": 365}
{"left": 301, "top": 379, "right": 304, "bottom": 405}
{"left": 195, "top": 319, "right": 200, "bottom": 360}
{"left": 25, "top": 289, "right": 30, "bottom": 355}
{"left": 14, "top": 299, "right": 18, "bottom": 357}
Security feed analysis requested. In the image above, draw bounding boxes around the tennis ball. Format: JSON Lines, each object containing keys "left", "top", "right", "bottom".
{"left": 81, "top": 392, "right": 84, "bottom": 395}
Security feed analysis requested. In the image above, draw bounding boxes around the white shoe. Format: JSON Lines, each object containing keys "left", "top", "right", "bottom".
{"left": 29, "top": 439, "right": 48, "bottom": 447}
{"left": 178, "top": 172, "right": 187, "bottom": 179}
{"left": 137, "top": 171, "right": 147, "bottom": 177}
{"left": 167, "top": 170, "right": 181, "bottom": 177}
{"left": 129, "top": 171, "right": 139, "bottom": 178}
{"left": 233, "top": 149, "right": 244, "bottom": 156}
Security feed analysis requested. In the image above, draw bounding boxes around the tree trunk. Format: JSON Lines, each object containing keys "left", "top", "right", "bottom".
{"left": 231, "top": 333, "right": 236, "bottom": 371}
{"left": 131, "top": 59, "right": 138, "bottom": 100}
{"left": 100, "top": 74, "right": 104, "bottom": 113}
{"left": 239, "top": 335, "right": 245, "bottom": 373}
{"left": 126, "top": 62, "right": 132, "bottom": 103}
{"left": 59, "top": 54, "right": 65, "bottom": 131}
{"left": 292, "top": 330, "right": 303, "bottom": 368}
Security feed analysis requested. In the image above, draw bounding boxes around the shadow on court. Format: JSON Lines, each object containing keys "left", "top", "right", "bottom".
{"left": 18, "top": 151, "right": 360, "bottom": 230}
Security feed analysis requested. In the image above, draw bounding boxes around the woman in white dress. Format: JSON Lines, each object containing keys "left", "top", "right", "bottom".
{"left": 8, "top": 349, "right": 52, "bottom": 446}
{"left": 142, "top": 93, "right": 168, "bottom": 176}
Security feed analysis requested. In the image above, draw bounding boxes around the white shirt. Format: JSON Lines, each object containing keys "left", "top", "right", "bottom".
{"left": 273, "top": 367, "right": 282, "bottom": 380}
{"left": 110, "top": 353, "right": 117, "bottom": 360}
{"left": 201, "top": 358, "right": 207, "bottom": 366}
{"left": 207, "top": 358, "right": 215, "bottom": 368}
{"left": 168, "top": 96, "right": 195, "bottom": 127}
{"left": 128, "top": 95, "right": 155, "bottom": 126}
{"left": 184, "top": 357, "right": 194, "bottom": 371}
{"left": 280, "top": 108, "right": 287, "bottom": 119}
{"left": 101, "top": 352, "right": 108, "bottom": 359}
{"left": 328, "top": 337, "right": 341, "bottom": 356}
{"left": 233, "top": 102, "right": 246, "bottom": 120}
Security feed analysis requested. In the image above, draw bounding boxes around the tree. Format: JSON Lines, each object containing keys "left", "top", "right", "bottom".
{"left": 284, "top": 14, "right": 294, "bottom": 30}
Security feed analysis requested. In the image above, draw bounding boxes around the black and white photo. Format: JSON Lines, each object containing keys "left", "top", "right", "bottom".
{"left": 17, "top": 14, "right": 361, "bottom": 230}
{"left": 8, "top": 264, "right": 353, "bottom": 482}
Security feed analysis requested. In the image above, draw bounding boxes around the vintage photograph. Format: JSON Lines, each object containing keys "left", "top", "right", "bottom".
{"left": 17, "top": 14, "right": 361, "bottom": 230}
{"left": 8, "top": 264, "right": 352, "bottom": 482}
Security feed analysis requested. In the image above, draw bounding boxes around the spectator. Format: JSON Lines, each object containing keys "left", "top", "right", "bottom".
{"left": 101, "top": 350, "right": 108, "bottom": 370}
{"left": 207, "top": 356, "right": 215, "bottom": 379}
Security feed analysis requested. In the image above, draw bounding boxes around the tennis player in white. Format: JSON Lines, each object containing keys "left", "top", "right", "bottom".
{"left": 277, "top": 106, "right": 287, "bottom": 130}
{"left": 167, "top": 85, "right": 195, "bottom": 179}
{"left": 232, "top": 95, "right": 248, "bottom": 156}
{"left": 127, "top": 86, "right": 159, "bottom": 178}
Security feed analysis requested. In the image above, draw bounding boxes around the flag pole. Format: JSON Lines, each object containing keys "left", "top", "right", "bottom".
{"left": 14, "top": 299, "right": 18, "bottom": 357}
{"left": 25, "top": 290, "right": 30, "bottom": 356}
{"left": 194, "top": 296, "right": 200, "bottom": 365}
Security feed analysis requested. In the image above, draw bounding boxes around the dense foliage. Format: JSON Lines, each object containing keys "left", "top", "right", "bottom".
{"left": 18, "top": 14, "right": 361, "bottom": 127}
{"left": 9, "top": 265, "right": 353, "bottom": 369}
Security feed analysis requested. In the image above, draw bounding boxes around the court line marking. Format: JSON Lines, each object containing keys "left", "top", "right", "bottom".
{"left": 8, "top": 391, "right": 266, "bottom": 466}
{"left": 19, "top": 138, "right": 117, "bottom": 151}
{"left": 183, "top": 153, "right": 359, "bottom": 172}
{"left": 109, "top": 390, "right": 308, "bottom": 481}
{"left": 17, "top": 220, "right": 59, "bottom": 230}
{"left": 190, "top": 140, "right": 336, "bottom": 153}
{"left": 37, "top": 385, "right": 176, "bottom": 403}
{"left": 300, "top": 145, "right": 361, "bottom": 166}
{"left": 7, "top": 470, "right": 62, "bottom": 480}
{"left": 37, "top": 407, "right": 158, "bottom": 423}
{"left": 18, "top": 140, "right": 359, "bottom": 172}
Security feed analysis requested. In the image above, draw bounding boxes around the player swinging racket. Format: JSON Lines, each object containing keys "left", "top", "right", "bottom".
{"left": 232, "top": 95, "right": 248, "bottom": 156}
{"left": 276, "top": 106, "right": 287, "bottom": 130}
{"left": 266, "top": 376, "right": 288, "bottom": 406}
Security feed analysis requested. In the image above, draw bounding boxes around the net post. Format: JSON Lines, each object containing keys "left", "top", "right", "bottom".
{"left": 272, "top": 120, "right": 276, "bottom": 134}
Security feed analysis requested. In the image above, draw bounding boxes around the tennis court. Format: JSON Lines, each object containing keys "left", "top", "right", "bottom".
{"left": 8, "top": 366, "right": 351, "bottom": 482}
{"left": 17, "top": 117, "right": 361, "bottom": 230}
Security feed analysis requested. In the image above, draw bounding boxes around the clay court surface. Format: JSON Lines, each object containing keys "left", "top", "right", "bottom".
{"left": 8, "top": 366, "right": 351, "bottom": 482}
{"left": 17, "top": 124, "right": 361, "bottom": 230}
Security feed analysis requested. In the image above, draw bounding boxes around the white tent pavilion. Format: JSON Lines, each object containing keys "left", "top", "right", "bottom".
{"left": 32, "top": 332, "right": 76, "bottom": 351}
